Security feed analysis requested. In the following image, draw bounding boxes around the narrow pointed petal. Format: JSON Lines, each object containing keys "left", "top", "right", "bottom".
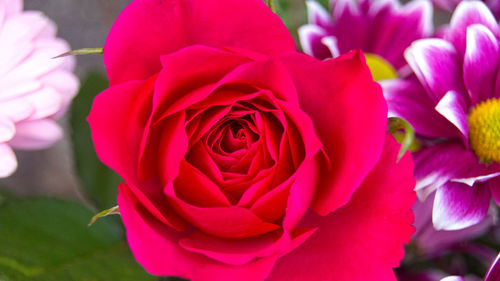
{"left": 435, "top": 90, "right": 469, "bottom": 142}
{"left": 452, "top": 172, "right": 500, "bottom": 187}
{"left": 306, "top": 1, "right": 332, "bottom": 28}
{"left": 413, "top": 142, "right": 482, "bottom": 200}
{"left": 382, "top": 78, "right": 458, "bottom": 138}
{"left": 405, "top": 39, "right": 466, "bottom": 103}
{"left": 433, "top": 181, "right": 491, "bottom": 230}
{"left": 320, "top": 36, "right": 340, "bottom": 57}
{"left": 298, "top": 24, "right": 333, "bottom": 60}
{"left": 464, "top": 24, "right": 499, "bottom": 104}
{"left": 446, "top": 1, "right": 499, "bottom": 57}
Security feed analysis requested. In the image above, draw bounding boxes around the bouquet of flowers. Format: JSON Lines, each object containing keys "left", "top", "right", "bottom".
{"left": 0, "top": 0, "right": 498, "bottom": 280}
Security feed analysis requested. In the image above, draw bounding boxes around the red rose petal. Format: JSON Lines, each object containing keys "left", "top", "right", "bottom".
{"left": 173, "top": 160, "right": 230, "bottom": 207}
{"left": 88, "top": 78, "right": 154, "bottom": 183}
{"left": 178, "top": 230, "right": 287, "bottom": 266}
{"left": 118, "top": 183, "right": 278, "bottom": 281}
{"left": 104, "top": 0, "right": 295, "bottom": 85}
{"left": 165, "top": 183, "right": 280, "bottom": 239}
{"left": 267, "top": 135, "right": 416, "bottom": 281}
{"left": 138, "top": 111, "right": 187, "bottom": 182}
{"left": 279, "top": 50, "right": 388, "bottom": 215}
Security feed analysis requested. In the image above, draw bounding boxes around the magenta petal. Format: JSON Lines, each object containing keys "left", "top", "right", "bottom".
{"left": 485, "top": 254, "right": 500, "bottom": 281}
{"left": 366, "top": 0, "right": 433, "bottom": 69}
{"left": 104, "top": 0, "right": 295, "bottom": 85}
{"left": 413, "top": 141, "right": 482, "bottom": 200}
{"left": 487, "top": 176, "right": 500, "bottom": 205}
{"left": 464, "top": 24, "right": 500, "bottom": 104}
{"left": 405, "top": 38, "right": 466, "bottom": 103}
{"left": 412, "top": 191, "right": 493, "bottom": 257}
{"left": 441, "top": 277, "right": 465, "bottom": 281}
{"left": 446, "top": 1, "right": 499, "bottom": 57}
{"left": 382, "top": 78, "right": 458, "bottom": 138}
{"left": 434, "top": 90, "right": 469, "bottom": 142}
{"left": 298, "top": 24, "right": 333, "bottom": 60}
{"left": 320, "top": 36, "right": 340, "bottom": 57}
{"left": 306, "top": 0, "right": 332, "bottom": 29}
{"left": 452, "top": 172, "right": 500, "bottom": 187}
{"left": 433, "top": 181, "right": 491, "bottom": 230}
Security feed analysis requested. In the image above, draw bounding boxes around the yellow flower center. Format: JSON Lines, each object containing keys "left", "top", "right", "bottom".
{"left": 364, "top": 54, "right": 398, "bottom": 81}
{"left": 468, "top": 98, "right": 500, "bottom": 164}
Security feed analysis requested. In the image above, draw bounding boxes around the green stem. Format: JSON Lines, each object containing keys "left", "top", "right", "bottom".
{"left": 53, "top": 47, "right": 104, "bottom": 58}
{"left": 388, "top": 117, "right": 417, "bottom": 162}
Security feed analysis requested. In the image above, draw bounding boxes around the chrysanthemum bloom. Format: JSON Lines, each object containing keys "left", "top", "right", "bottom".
{"left": 0, "top": 0, "right": 79, "bottom": 177}
{"left": 299, "top": 0, "right": 433, "bottom": 78}
{"left": 383, "top": 1, "right": 500, "bottom": 230}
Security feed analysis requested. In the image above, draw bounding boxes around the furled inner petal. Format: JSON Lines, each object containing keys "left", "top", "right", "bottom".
{"left": 172, "top": 159, "right": 231, "bottom": 207}
{"left": 155, "top": 112, "right": 189, "bottom": 185}
{"left": 164, "top": 182, "right": 280, "bottom": 239}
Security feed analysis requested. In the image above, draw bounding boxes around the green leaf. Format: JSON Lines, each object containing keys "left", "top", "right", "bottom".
{"left": 0, "top": 197, "right": 155, "bottom": 281}
{"left": 70, "top": 73, "right": 122, "bottom": 209}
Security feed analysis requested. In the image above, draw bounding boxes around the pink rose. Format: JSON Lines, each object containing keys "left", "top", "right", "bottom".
{"left": 88, "top": 0, "right": 416, "bottom": 280}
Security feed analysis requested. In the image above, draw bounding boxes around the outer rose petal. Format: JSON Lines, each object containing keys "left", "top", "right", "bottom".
{"left": 104, "top": 0, "right": 295, "bottom": 85}
{"left": 88, "top": 77, "right": 186, "bottom": 231}
{"left": 118, "top": 183, "right": 278, "bottom": 281}
{"left": 279, "top": 50, "right": 387, "bottom": 215}
{"left": 88, "top": 79, "right": 155, "bottom": 181}
{"left": 267, "top": 134, "right": 416, "bottom": 281}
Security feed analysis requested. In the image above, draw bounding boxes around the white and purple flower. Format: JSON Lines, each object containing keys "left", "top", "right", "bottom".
{"left": 383, "top": 1, "right": 500, "bottom": 230}
{"left": 299, "top": 0, "right": 433, "bottom": 75}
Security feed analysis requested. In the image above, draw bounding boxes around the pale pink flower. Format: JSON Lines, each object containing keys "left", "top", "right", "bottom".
{"left": 0, "top": 0, "right": 79, "bottom": 177}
